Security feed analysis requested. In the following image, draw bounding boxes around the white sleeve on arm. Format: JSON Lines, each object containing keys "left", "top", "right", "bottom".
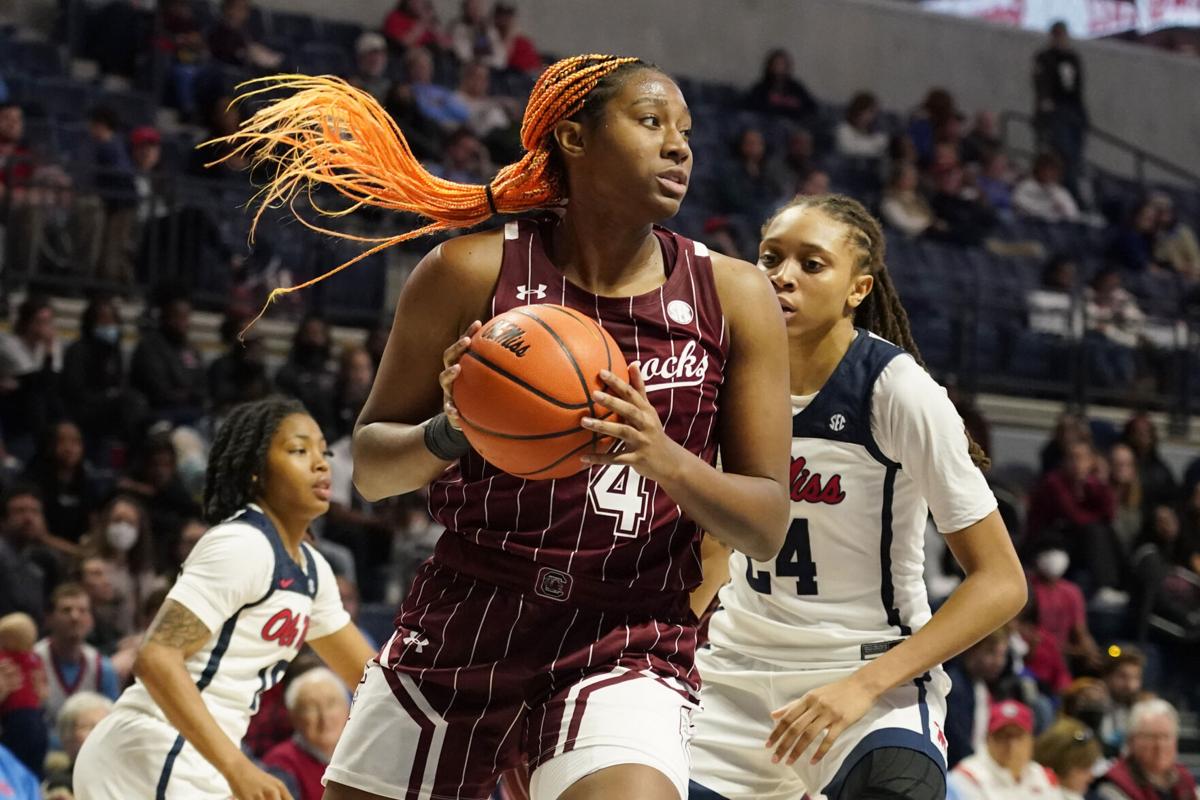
{"left": 306, "top": 549, "right": 352, "bottom": 639}
{"left": 165, "top": 523, "right": 274, "bottom": 633}
{"left": 871, "top": 356, "right": 997, "bottom": 534}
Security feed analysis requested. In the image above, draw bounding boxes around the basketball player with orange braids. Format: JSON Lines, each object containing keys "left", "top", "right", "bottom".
{"left": 213, "top": 56, "right": 791, "bottom": 800}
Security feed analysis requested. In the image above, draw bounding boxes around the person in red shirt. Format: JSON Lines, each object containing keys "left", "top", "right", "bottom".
{"left": 383, "top": 0, "right": 446, "bottom": 52}
{"left": 0, "top": 611, "right": 48, "bottom": 775}
{"left": 1028, "top": 538, "right": 1104, "bottom": 674}
{"left": 262, "top": 667, "right": 350, "bottom": 800}
{"left": 1027, "top": 439, "right": 1125, "bottom": 593}
{"left": 1014, "top": 591, "right": 1072, "bottom": 696}
{"left": 492, "top": 4, "right": 542, "bottom": 74}
{"left": 0, "top": 103, "right": 34, "bottom": 204}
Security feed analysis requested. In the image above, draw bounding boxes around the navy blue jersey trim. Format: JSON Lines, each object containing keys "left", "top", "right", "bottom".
{"left": 688, "top": 780, "right": 732, "bottom": 799}
{"left": 791, "top": 329, "right": 903, "bottom": 465}
{"left": 915, "top": 672, "right": 931, "bottom": 736}
{"left": 155, "top": 734, "right": 186, "bottom": 799}
{"left": 879, "top": 466, "right": 912, "bottom": 637}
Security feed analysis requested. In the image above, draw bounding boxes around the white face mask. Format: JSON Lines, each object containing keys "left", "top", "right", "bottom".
{"left": 105, "top": 521, "right": 139, "bottom": 552}
{"left": 1036, "top": 549, "right": 1070, "bottom": 580}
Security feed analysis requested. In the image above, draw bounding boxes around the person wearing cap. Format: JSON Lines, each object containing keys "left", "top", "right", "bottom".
{"left": 1035, "top": 716, "right": 1103, "bottom": 800}
{"left": 129, "top": 126, "right": 166, "bottom": 230}
{"left": 948, "top": 700, "right": 1060, "bottom": 799}
{"left": 1091, "top": 699, "right": 1198, "bottom": 800}
{"left": 350, "top": 32, "right": 390, "bottom": 103}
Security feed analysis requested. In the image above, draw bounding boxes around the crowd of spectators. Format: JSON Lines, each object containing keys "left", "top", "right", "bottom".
{"left": 929, "top": 403, "right": 1200, "bottom": 799}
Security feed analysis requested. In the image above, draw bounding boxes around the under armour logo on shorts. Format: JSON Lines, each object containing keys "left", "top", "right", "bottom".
{"left": 403, "top": 632, "right": 430, "bottom": 653}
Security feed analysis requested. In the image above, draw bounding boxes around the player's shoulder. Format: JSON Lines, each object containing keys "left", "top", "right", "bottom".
{"left": 707, "top": 250, "right": 776, "bottom": 326}
{"left": 869, "top": 340, "right": 941, "bottom": 400}
{"left": 404, "top": 226, "right": 506, "bottom": 324}
{"left": 190, "top": 517, "right": 275, "bottom": 561}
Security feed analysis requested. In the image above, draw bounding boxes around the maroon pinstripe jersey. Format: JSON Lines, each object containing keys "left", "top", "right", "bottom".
{"left": 429, "top": 216, "right": 727, "bottom": 596}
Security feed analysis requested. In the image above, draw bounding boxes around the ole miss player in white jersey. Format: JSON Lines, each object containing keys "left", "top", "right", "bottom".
{"left": 74, "top": 398, "right": 376, "bottom": 800}
{"left": 687, "top": 196, "right": 1028, "bottom": 800}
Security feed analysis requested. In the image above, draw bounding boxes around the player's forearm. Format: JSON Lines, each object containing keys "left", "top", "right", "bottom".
{"left": 309, "top": 624, "right": 378, "bottom": 690}
{"left": 133, "top": 644, "right": 247, "bottom": 778}
{"left": 352, "top": 420, "right": 451, "bottom": 501}
{"left": 851, "top": 563, "right": 1026, "bottom": 699}
{"left": 659, "top": 448, "right": 789, "bottom": 562}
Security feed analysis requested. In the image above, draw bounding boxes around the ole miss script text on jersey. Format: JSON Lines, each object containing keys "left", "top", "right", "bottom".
{"left": 430, "top": 217, "right": 727, "bottom": 593}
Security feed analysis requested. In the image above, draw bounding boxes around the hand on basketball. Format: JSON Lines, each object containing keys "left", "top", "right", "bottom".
{"left": 225, "top": 757, "right": 295, "bottom": 800}
{"left": 439, "top": 321, "right": 482, "bottom": 429}
{"left": 579, "top": 364, "right": 686, "bottom": 485}
{"left": 766, "top": 674, "right": 879, "bottom": 765}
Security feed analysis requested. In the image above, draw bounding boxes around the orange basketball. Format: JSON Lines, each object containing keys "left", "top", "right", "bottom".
{"left": 452, "top": 304, "right": 629, "bottom": 480}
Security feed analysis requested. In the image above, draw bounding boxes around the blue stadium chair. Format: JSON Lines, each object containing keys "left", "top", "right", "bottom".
{"left": 100, "top": 89, "right": 156, "bottom": 127}
{"left": 52, "top": 119, "right": 90, "bottom": 163}
{"left": 0, "top": 39, "right": 64, "bottom": 77}
{"left": 264, "top": 9, "right": 316, "bottom": 44}
{"left": 294, "top": 42, "right": 352, "bottom": 77}
{"left": 321, "top": 20, "right": 365, "bottom": 53}
{"left": 908, "top": 313, "right": 955, "bottom": 371}
{"left": 25, "top": 78, "right": 92, "bottom": 120}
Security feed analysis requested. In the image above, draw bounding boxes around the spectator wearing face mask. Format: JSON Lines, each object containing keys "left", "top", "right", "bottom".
{"left": 79, "top": 494, "right": 162, "bottom": 638}
{"left": 62, "top": 295, "right": 142, "bottom": 448}
{"left": 949, "top": 700, "right": 1060, "bottom": 799}
{"left": 1028, "top": 538, "right": 1104, "bottom": 674}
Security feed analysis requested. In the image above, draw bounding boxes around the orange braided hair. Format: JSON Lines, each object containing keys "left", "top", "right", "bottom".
{"left": 205, "top": 54, "right": 642, "bottom": 328}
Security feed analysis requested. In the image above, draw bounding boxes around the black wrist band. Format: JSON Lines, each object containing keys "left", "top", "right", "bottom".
{"left": 424, "top": 413, "right": 470, "bottom": 461}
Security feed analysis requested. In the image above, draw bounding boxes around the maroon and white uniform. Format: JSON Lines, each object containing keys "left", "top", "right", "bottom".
{"left": 326, "top": 218, "right": 727, "bottom": 800}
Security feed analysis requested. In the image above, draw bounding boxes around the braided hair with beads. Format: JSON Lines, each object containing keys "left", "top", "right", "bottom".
{"left": 764, "top": 194, "right": 991, "bottom": 469}
{"left": 205, "top": 54, "right": 650, "bottom": 327}
{"left": 203, "top": 396, "right": 309, "bottom": 524}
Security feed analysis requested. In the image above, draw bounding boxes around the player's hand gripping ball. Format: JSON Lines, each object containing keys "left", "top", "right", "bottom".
{"left": 451, "top": 305, "right": 629, "bottom": 480}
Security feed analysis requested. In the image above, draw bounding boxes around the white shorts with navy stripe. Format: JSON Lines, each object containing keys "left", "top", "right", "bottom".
{"left": 73, "top": 707, "right": 229, "bottom": 800}
{"left": 688, "top": 646, "right": 950, "bottom": 800}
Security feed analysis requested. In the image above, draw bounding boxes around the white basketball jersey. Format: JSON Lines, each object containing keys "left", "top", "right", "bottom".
{"left": 707, "top": 331, "right": 996, "bottom": 668}
{"left": 115, "top": 505, "right": 349, "bottom": 749}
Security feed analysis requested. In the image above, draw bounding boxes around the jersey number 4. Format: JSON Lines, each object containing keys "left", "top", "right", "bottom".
{"left": 745, "top": 519, "right": 818, "bottom": 595}
{"left": 588, "top": 463, "right": 650, "bottom": 538}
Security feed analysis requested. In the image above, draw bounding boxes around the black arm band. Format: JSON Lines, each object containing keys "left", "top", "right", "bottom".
{"left": 423, "top": 413, "right": 470, "bottom": 461}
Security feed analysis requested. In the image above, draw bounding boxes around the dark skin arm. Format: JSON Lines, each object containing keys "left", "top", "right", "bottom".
{"left": 582, "top": 253, "right": 792, "bottom": 560}
{"left": 351, "top": 230, "right": 501, "bottom": 502}
{"left": 134, "top": 600, "right": 294, "bottom": 800}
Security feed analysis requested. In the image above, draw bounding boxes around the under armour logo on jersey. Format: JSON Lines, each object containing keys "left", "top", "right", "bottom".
{"left": 829, "top": 413, "right": 847, "bottom": 432}
{"left": 402, "top": 632, "right": 430, "bottom": 653}
{"left": 516, "top": 283, "right": 547, "bottom": 301}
